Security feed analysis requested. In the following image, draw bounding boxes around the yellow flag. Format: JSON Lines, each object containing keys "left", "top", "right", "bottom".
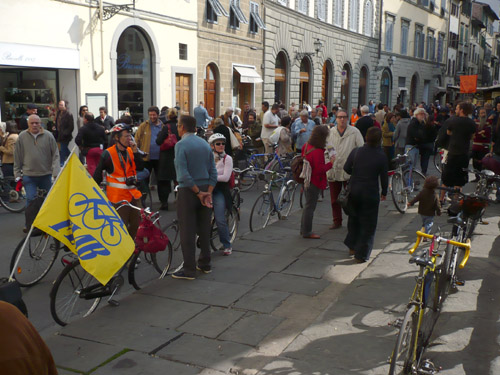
{"left": 33, "top": 153, "right": 135, "bottom": 285}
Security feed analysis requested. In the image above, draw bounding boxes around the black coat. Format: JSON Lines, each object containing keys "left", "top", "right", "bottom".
{"left": 95, "top": 115, "right": 115, "bottom": 131}
{"left": 155, "top": 119, "right": 179, "bottom": 181}
{"left": 355, "top": 116, "right": 374, "bottom": 140}
{"left": 55, "top": 111, "right": 74, "bottom": 143}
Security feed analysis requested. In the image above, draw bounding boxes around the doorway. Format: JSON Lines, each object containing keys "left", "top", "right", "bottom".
{"left": 204, "top": 64, "right": 217, "bottom": 118}
{"left": 299, "top": 58, "right": 311, "bottom": 106}
{"left": 176, "top": 73, "right": 191, "bottom": 113}
{"left": 340, "top": 63, "right": 351, "bottom": 110}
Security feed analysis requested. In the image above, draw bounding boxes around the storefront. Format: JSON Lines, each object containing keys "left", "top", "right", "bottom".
{"left": 0, "top": 42, "right": 79, "bottom": 128}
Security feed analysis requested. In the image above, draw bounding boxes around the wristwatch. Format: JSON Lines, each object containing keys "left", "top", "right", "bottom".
{"left": 195, "top": 189, "right": 201, "bottom": 195}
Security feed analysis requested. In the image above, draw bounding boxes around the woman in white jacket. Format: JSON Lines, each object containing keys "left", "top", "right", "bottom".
{"left": 325, "top": 109, "right": 365, "bottom": 229}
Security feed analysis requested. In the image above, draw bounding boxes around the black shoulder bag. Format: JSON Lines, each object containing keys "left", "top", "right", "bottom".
{"left": 338, "top": 148, "right": 360, "bottom": 217}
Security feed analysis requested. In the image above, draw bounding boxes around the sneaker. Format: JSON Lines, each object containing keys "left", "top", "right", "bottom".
{"left": 196, "top": 264, "right": 212, "bottom": 273}
{"left": 223, "top": 248, "right": 232, "bottom": 256}
{"left": 171, "top": 270, "right": 195, "bottom": 280}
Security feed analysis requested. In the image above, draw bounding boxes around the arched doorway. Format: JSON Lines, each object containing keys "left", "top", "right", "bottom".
{"left": 275, "top": 52, "right": 288, "bottom": 105}
{"left": 380, "top": 69, "right": 392, "bottom": 106}
{"left": 204, "top": 63, "right": 218, "bottom": 118}
{"left": 358, "top": 66, "right": 368, "bottom": 106}
{"left": 410, "top": 74, "right": 418, "bottom": 106}
{"left": 299, "top": 58, "right": 311, "bottom": 105}
{"left": 322, "top": 60, "right": 334, "bottom": 109}
{"left": 340, "top": 63, "right": 351, "bottom": 110}
{"left": 116, "top": 26, "right": 153, "bottom": 124}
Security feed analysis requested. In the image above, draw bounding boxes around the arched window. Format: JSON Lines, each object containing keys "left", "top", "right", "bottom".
{"left": 204, "top": 63, "right": 218, "bottom": 118}
{"left": 363, "top": 0, "right": 373, "bottom": 37}
{"left": 334, "top": 0, "right": 344, "bottom": 27}
{"left": 275, "top": 52, "right": 288, "bottom": 104}
{"left": 358, "top": 66, "right": 368, "bottom": 106}
{"left": 299, "top": 58, "right": 311, "bottom": 105}
{"left": 341, "top": 63, "right": 351, "bottom": 110}
{"left": 349, "top": 0, "right": 359, "bottom": 32}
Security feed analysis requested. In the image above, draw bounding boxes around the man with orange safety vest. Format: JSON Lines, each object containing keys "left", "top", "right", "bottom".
{"left": 93, "top": 124, "right": 144, "bottom": 239}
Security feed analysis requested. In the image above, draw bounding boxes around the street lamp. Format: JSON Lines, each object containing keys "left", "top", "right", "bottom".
{"left": 295, "top": 38, "right": 323, "bottom": 61}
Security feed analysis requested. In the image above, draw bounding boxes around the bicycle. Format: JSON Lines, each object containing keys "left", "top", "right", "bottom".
{"left": 210, "top": 184, "right": 241, "bottom": 251}
{"left": 389, "top": 146, "right": 426, "bottom": 214}
{"left": 49, "top": 202, "right": 173, "bottom": 326}
{"left": 433, "top": 142, "right": 446, "bottom": 174}
{"left": 249, "top": 168, "right": 297, "bottom": 232}
{"left": 0, "top": 174, "right": 26, "bottom": 213}
{"left": 388, "top": 230, "right": 470, "bottom": 375}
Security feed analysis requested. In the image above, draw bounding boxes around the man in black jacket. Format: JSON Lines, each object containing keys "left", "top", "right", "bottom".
{"left": 405, "top": 107, "right": 426, "bottom": 170}
{"left": 355, "top": 105, "right": 373, "bottom": 140}
{"left": 55, "top": 100, "right": 74, "bottom": 166}
{"left": 95, "top": 106, "right": 115, "bottom": 131}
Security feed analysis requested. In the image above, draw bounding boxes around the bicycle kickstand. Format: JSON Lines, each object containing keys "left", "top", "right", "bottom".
{"left": 107, "top": 286, "right": 120, "bottom": 307}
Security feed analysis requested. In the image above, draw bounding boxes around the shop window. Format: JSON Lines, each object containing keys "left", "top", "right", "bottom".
{"left": 1, "top": 69, "right": 57, "bottom": 127}
{"left": 116, "top": 27, "right": 153, "bottom": 124}
{"left": 179, "top": 44, "right": 188, "bottom": 60}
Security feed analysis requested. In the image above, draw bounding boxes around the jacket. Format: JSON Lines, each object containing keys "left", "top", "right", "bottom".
{"left": 355, "top": 115, "right": 374, "bottom": 140}
{"left": 409, "top": 188, "right": 441, "bottom": 216}
{"left": 194, "top": 106, "right": 212, "bottom": 128}
{"left": 302, "top": 143, "right": 332, "bottom": 190}
{"left": 155, "top": 119, "right": 179, "bottom": 181}
{"left": 75, "top": 122, "right": 106, "bottom": 149}
{"left": 0, "top": 133, "right": 18, "bottom": 164}
{"left": 393, "top": 118, "right": 411, "bottom": 149}
{"left": 95, "top": 115, "right": 115, "bottom": 131}
{"left": 406, "top": 118, "right": 424, "bottom": 146}
{"left": 135, "top": 120, "right": 161, "bottom": 161}
{"left": 55, "top": 111, "right": 74, "bottom": 143}
{"left": 104, "top": 146, "right": 141, "bottom": 203}
{"left": 326, "top": 125, "right": 365, "bottom": 182}
{"left": 382, "top": 121, "right": 395, "bottom": 147}
{"left": 14, "top": 129, "right": 60, "bottom": 179}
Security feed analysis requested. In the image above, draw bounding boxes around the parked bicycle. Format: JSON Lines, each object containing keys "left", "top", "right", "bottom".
{"left": 49, "top": 202, "right": 173, "bottom": 326}
{"left": 0, "top": 174, "right": 26, "bottom": 213}
{"left": 389, "top": 146, "right": 426, "bottom": 214}
{"left": 388, "top": 230, "right": 470, "bottom": 375}
{"left": 249, "top": 168, "right": 297, "bottom": 232}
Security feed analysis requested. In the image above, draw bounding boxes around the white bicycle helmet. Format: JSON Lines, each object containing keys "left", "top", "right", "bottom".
{"left": 208, "top": 133, "right": 227, "bottom": 145}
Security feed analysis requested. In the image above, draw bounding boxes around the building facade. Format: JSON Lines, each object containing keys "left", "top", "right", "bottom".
{"left": 380, "top": 0, "right": 448, "bottom": 107}
{"left": 262, "top": 0, "right": 380, "bottom": 112}
{"left": 0, "top": 0, "right": 197, "bottom": 133}
{"left": 196, "top": 0, "right": 265, "bottom": 118}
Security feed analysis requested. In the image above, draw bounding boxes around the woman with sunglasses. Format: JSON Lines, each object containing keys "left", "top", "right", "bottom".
{"left": 208, "top": 133, "right": 233, "bottom": 255}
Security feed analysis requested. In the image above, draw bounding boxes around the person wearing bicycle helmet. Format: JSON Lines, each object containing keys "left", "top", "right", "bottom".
{"left": 93, "top": 124, "right": 144, "bottom": 238}
{"left": 208, "top": 133, "right": 234, "bottom": 255}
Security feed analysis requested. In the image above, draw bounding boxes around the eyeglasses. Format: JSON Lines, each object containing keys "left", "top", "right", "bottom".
{"left": 214, "top": 142, "right": 225, "bottom": 146}
{"left": 337, "top": 116, "right": 348, "bottom": 119}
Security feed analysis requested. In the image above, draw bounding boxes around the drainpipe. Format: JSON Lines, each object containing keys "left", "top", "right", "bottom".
{"left": 93, "top": 0, "right": 104, "bottom": 80}
{"left": 377, "top": 0, "right": 383, "bottom": 61}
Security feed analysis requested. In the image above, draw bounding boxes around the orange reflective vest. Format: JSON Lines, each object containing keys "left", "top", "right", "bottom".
{"left": 105, "top": 145, "right": 142, "bottom": 203}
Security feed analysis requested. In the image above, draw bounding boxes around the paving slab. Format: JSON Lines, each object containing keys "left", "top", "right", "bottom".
{"left": 157, "top": 334, "right": 253, "bottom": 372}
{"left": 55, "top": 368, "right": 83, "bottom": 375}
{"left": 233, "top": 287, "right": 290, "bottom": 313}
{"left": 282, "top": 258, "right": 334, "bottom": 278}
{"left": 45, "top": 334, "right": 122, "bottom": 373}
{"left": 254, "top": 272, "right": 330, "bottom": 296}
{"left": 139, "top": 278, "right": 252, "bottom": 307}
{"left": 219, "top": 312, "right": 284, "bottom": 346}
{"left": 299, "top": 247, "right": 349, "bottom": 262}
{"left": 234, "top": 237, "right": 310, "bottom": 257}
{"left": 60, "top": 315, "right": 179, "bottom": 353}
{"left": 87, "top": 293, "right": 206, "bottom": 329}
{"left": 92, "top": 350, "right": 199, "bottom": 375}
{"left": 177, "top": 307, "right": 245, "bottom": 338}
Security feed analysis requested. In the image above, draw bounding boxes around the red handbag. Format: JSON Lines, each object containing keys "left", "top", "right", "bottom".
{"left": 160, "top": 123, "right": 177, "bottom": 151}
{"left": 134, "top": 210, "right": 169, "bottom": 253}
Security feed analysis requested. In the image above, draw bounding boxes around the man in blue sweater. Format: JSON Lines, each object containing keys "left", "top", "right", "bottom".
{"left": 173, "top": 115, "right": 218, "bottom": 279}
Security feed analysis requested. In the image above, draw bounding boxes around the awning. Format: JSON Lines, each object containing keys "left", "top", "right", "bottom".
{"left": 230, "top": 0, "right": 248, "bottom": 23}
{"left": 435, "top": 86, "right": 446, "bottom": 93}
{"left": 398, "top": 87, "right": 408, "bottom": 93}
{"left": 234, "top": 66, "right": 263, "bottom": 83}
{"left": 208, "top": 0, "right": 229, "bottom": 17}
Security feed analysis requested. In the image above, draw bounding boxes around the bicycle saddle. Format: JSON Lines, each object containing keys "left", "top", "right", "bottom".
{"left": 409, "top": 257, "right": 434, "bottom": 268}
{"left": 447, "top": 216, "right": 464, "bottom": 226}
{"left": 283, "top": 166, "right": 292, "bottom": 172}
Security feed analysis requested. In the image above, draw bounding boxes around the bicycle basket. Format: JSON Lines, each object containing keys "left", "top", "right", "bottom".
{"left": 461, "top": 197, "right": 488, "bottom": 219}
{"left": 390, "top": 155, "right": 407, "bottom": 170}
{"left": 135, "top": 211, "right": 169, "bottom": 254}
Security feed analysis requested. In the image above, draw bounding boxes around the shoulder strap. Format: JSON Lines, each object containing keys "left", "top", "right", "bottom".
{"left": 303, "top": 143, "right": 316, "bottom": 156}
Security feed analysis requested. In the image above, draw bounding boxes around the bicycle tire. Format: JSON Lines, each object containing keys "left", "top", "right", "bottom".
{"left": 0, "top": 180, "right": 26, "bottom": 213}
{"left": 389, "top": 306, "right": 418, "bottom": 375}
{"left": 162, "top": 221, "right": 181, "bottom": 252}
{"left": 128, "top": 241, "right": 173, "bottom": 290}
{"left": 404, "top": 169, "right": 426, "bottom": 202}
{"left": 249, "top": 193, "right": 272, "bottom": 232}
{"left": 433, "top": 151, "right": 442, "bottom": 174}
{"left": 278, "top": 181, "right": 296, "bottom": 218}
{"left": 10, "top": 231, "right": 60, "bottom": 287}
{"left": 232, "top": 188, "right": 242, "bottom": 210}
{"left": 210, "top": 207, "right": 239, "bottom": 251}
{"left": 140, "top": 184, "right": 153, "bottom": 210}
{"left": 420, "top": 272, "right": 441, "bottom": 347}
{"left": 438, "top": 243, "right": 453, "bottom": 304}
{"left": 391, "top": 172, "right": 407, "bottom": 213}
{"left": 50, "top": 260, "right": 101, "bottom": 326}
{"left": 465, "top": 218, "right": 477, "bottom": 240}
{"left": 239, "top": 170, "right": 257, "bottom": 192}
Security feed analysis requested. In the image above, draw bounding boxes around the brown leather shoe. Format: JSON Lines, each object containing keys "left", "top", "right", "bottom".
{"left": 303, "top": 233, "right": 321, "bottom": 239}
{"left": 354, "top": 258, "right": 366, "bottom": 264}
{"left": 349, "top": 249, "right": 356, "bottom": 256}
{"left": 329, "top": 223, "right": 342, "bottom": 230}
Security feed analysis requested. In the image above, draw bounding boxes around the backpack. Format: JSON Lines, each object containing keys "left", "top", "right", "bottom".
{"left": 291, "top": 143, "right": 315, "bottom": 184}
{"left": 269, "top": 126, "right": 283, "bottom": 145}
{"left": 223, "top": 155, "right": 236, "bottom": 189}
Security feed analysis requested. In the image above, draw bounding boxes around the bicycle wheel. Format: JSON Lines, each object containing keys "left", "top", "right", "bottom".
{"left": 10, "top": 231, "right": 60, "bottom": 287}
{"left": 389, "top": 306, "right": 419, "bottom": 375}
{"left": 249, "top": 193, "right": 272, "bottom": 232}
{"left": 391, "top": 172, "right": 407, "bottom": 213}
{"left": 128, "top": 242, "right": 173, "bottom": 290}
{"left": 405, "top": 169, "right": 426, "bottom": 202}
{"left": 420, "top": 272, "right": 441, "bottom": 347}
{"left": 239, "top": 170, "right": 257, "bottom": 192}
{"left": 465, "top": 218, "right": 477, "bottom": 240}
{"left": 0, "top": 179, "right": 26, "bottom": 213}
{"left": 210, "top": 207, "right": 239, "bottom": 251}
{"left": 50, "top": 260, "right": 101, "bottom": 326}
{"left": 139, "top": 181, "right": 153, "bottom": 210}
{"left": 278, "top": 181, "right": 296, "bottom": 218}
{"left": 433, "top": 151, "right": 443, "bottom": 173}
{"left": 232, "top": 188, "right": 242, "bottom": 210}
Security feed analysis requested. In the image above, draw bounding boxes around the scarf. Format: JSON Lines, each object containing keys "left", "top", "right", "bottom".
{"left": 213, "top": 150, "right": 226, "bottom": 163}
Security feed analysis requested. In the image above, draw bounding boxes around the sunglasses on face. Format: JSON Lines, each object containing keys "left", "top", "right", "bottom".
{"left": 215, "top": 142, "right": 225, "bottom": 146}
{"left": 337, "top": 116, "right": 348, "bottom": 119}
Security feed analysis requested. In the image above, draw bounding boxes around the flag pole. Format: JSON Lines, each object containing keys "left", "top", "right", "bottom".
{"left": 9, "top": 145, "right": 79, "bottom": 281}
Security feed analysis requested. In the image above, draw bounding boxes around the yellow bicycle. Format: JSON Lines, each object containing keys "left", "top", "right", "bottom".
{"left": 388, "top": 230, "right": 470, "bottom": 375}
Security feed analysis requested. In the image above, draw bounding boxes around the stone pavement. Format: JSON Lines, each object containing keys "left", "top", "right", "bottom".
{"left": 43, "top": 195, "right": 500, "bottom": 375}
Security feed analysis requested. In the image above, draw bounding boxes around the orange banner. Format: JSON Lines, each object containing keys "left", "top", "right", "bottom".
{"left": 460, "top": 75, "right": 478, "bottom": 94}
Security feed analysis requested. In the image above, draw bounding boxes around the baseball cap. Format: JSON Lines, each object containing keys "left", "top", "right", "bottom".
{"left": 27, "top": 104, "right": 37, "bottom": 110}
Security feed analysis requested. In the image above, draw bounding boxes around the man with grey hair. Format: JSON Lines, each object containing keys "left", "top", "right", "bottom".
{"left": 292, "top": 110, "right": 316, "bottom": 150}
{"left": 355, "top": 105, "right": 373, "bottom": 140}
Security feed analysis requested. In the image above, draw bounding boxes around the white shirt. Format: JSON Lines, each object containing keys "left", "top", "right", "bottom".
{"left": 261, "top": 110, "right": 280, "bottom": 138}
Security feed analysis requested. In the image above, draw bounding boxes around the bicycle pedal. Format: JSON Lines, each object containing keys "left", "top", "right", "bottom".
{"left": 419, "top": 359, "right": 441, "bottom": 374}
{"left": 389, "top": 318, "right": 403, "bottom": 329}
{"left": 107, "top": 299, "right": 120, "bottom": 307}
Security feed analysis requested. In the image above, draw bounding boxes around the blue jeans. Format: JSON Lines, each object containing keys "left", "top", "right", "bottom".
{"left": 59, "top": 142, "right": 70, "bottom": 166}
{"left": 213, "top": 190, "right": 231, "bottom": 249}
{"left": 405, "top": 145, "right": 419, "bottom": 171}
{"left": 137, "top": 168, "right": 150, "bottom": 182}
{"left": 23, "top": 175, "right": 52, "bottom": 205}
{"left": 421, "top": 215, "right": 434, "bottom": 234}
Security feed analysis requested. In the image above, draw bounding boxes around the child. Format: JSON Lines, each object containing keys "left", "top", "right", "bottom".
{"left": 407, "top": 175, "right": 441, "bottom": 234}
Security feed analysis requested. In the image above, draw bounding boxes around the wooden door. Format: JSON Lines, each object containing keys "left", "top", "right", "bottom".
{"left": 238, "top": 83, "right": 252, "bottom": 109}
{"left": 176, "top": 74, "right": 191, "bottom": 113}
{"left": 204, "top": 65, "right": 216, "bottom": 118}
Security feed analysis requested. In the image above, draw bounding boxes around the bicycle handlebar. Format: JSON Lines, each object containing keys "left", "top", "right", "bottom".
{"left": 409, "top": 230, "right": 471, "bottom": 269}
{"left": 115, "top": 200, "right": 155, "bottom": 217}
